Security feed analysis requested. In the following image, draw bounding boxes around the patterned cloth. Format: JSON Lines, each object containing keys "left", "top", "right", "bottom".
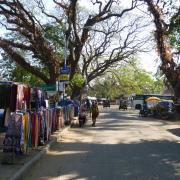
{"left": 3, "top": 113, "right": 22, "bottom": 154}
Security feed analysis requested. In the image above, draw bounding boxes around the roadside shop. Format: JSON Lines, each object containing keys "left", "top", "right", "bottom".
{"left": 0, "top": 81, "right": 65, "bottom": 164}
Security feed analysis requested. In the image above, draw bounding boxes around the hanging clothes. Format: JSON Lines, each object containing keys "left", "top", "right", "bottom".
{"left": 3, "top": 113, "right": 23, "bottom": 154}
{"left": 39, "top": 111, "right": 45, "bottom": 145}
{"left": 10, "top": 84, "right": 18, "bottom": 112}
{"left": 0, "top": 83, "right": 31, "bottom": 112}
{"left": 23, "top": 86, "right": 31, "bottom": 110}
{"left": 32, "top": 112, "right": 38, "bottom": 148}
{"left": 4, "top": 108, "right": 11, "bottom": 127}
{"left": 60, "top": 108, "right": 64, "bottom": 128}
{"left": 0, "top": 84, "right": 11, "bottom": 109}
{"left": 28, "top": 112, "right": 33, "bottom": 148}
{"left": 16, "top": 85, "right": 25, "bottom": 110}
{"left": 21, "top": 112, "right": 30, "bottom": 153}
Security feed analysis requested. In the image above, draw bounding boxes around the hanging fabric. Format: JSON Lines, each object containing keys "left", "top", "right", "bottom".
{"left": 3, "top": 113, "right": 22, "bottom": 154}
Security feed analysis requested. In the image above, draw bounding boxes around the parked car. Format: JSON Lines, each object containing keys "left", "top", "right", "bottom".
{"left": 154, "top": 100, "right": 175, "bottom": 119}
{"left": 119, "top": 100, "right": 128, "bottom": 110}
{"left": 98, "top": 101, "right": 103, "bottom": 105}
{"left": 97, "top": 98, "right": 106, "bottom": 105}
{"left": 103, "top": 100, "right": 110, "bottom": 108}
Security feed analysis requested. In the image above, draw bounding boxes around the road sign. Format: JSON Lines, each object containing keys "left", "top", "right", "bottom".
{"left": 40, "top": 84, "right": 56, "bottom": 91}
{"left": 58, "top": 74, "right": 69, "bottom": 81}
{"left": 60, "top": 66, "right": 70, "bottom": 74}
{"left": 59, "top": 66, "right": 70, "bottom": 82}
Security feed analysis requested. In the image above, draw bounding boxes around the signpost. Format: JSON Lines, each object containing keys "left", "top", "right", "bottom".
{"left": 58, "top": 21, "right": 70, "bottom": 102}
{"left": 59, "top": 66, "right": 70, "bottom": 83}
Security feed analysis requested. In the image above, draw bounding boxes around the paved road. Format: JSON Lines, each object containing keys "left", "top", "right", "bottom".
{"left": 24, "top": 106, "right": 180, "bottom": 180}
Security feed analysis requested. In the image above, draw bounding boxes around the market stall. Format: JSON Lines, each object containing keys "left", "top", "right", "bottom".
{"left": 0, "top": 81, "right": 65, "bottom": 164}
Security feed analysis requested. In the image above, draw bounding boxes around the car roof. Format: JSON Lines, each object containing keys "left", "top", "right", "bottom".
{"left": 160, "top": 99, "right": 174, "bottom": 103}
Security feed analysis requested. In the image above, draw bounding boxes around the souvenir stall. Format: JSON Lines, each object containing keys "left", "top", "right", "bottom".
{"left": 58, "top": 97, "right": 75, "bottom": 125}
{"left": 0, "top": 81, "right": 31, "bottom": 163}
{"left": 0, "top": 81, "right": 64, "bottom": 164}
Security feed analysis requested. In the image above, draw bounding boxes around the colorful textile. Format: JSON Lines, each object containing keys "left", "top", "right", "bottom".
{"left": 3, "top": 106, "right": 65, "bottom": 155}
{"left": 0, "top": 84, "right": 11, "bottom": 109}
{"left": 3, "top": 113, "right": 22, "bottom": 154}
{"left": 22, "top": 113, "right": 30, "bottom": 153}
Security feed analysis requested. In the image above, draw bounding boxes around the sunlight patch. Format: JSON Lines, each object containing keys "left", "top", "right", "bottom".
{"left": 47, "top": 150, "right": 88, "bottom": 156}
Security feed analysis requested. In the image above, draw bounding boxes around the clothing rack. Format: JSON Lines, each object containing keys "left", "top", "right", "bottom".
{"left": 0, "top": 82, "right": 66, "bottom": 165}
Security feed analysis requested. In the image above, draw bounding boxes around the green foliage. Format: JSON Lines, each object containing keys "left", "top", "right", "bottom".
{"left": 43, "top": 23, "right": 64, "bottom": 58}
{"left": 70, "top": 73, "right": 85, "bottom": 88}
{"left": 65, "top": 73, "right": 86, "bottom": 97}
{"left": 89, "top": 59, "right": 164, "bottom": 99}
{"left": 0, "top": 50, "right": 45, "bottom": 85}
{"left": 167, "top": 8, "right": 180, "bottom": 53}
{"left": 0, "top": 23, "right": 65, "bottom": 83}
{"left": 65, "top": 84, "right": 72, "bottom": 95}
{"left": 44, "top": 24, "right": 64, "bottom": 45}
{"left": 11, "top": 65, "right": 43, "bottom": 86}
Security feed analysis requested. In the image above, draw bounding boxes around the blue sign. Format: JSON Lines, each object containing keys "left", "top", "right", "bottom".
{"left": 60, "top": 66, "right": 71, "bottom": 74}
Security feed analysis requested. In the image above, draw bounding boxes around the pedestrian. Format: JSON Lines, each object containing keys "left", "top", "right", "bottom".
{"left": 78, "top": 100, "right": 87, "bottom": 127}
{"left": 91, "top": 101, "right": 99, "bottom": 127}
{"left": 86, "top": 99, "right": 92, "bottom": 117}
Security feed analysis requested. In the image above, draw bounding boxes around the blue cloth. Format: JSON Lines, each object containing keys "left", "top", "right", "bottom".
{"left": 58, "top": 99, "right": 74, "bottom": 107}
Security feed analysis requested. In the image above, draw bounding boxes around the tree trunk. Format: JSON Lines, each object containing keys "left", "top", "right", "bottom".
{"left": 173, "top": 82, "right": 180, "bottom": 113}
{"left": 144, "top": 0, "right": 180, "bottom": 113}
{"left": 71, "top": 85, "right": 83, "bottom": 99}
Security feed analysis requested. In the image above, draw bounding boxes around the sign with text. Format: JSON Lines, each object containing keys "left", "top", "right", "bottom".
{"left": 40, "top": 84, "right": 56, "bottom": 91}
{"left": 60, "top": 66, "right": 70, "bottom": 74}
{"left": 58, "top": 74, "right": 69, "bottom": 81}
{"left": 59, "top": 66, "right": 70, "bottom": 82}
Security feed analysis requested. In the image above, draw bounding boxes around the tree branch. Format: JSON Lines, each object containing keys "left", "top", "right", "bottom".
{"left": 0, "top": 37, "right": 32, "bottom": 51}
{"left": 0, "top": 41, "right": 50, "bottom": 83}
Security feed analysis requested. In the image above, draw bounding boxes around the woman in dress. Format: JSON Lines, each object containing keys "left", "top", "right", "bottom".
{"left": 91, "top": 101, "right": 99, "bottom": 127}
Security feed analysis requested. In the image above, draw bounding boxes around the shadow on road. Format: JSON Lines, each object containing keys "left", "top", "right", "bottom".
{"left": 25, "top": 139, "right": 180, "bottom": 180}
{"left": 24, "top": 108, "right": 180, "bottom": 180}
{"left": 168, "top": 128, "right": 180, "bottom": 137}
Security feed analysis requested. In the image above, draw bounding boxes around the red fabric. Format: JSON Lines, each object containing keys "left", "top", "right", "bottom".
{"left": 23, "top": 86, "right": 31, "bottom": 109}
{"left": 32, "top": 113, "right": 36, "bottom": 146}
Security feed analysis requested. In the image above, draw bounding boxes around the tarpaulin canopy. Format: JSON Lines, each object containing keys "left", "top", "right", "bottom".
{"left": 145, "top": 96, "right": 161, "bottom": 103}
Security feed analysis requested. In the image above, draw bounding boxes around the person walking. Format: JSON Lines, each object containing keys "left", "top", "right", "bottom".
{"left": 91, "top": 101, "right": 99, "bottom": 127}
{"left": 78, "top": 101, "right": 87, "bottom": 127}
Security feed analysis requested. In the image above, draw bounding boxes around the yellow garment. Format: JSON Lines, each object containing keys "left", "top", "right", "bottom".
{"left": 24, "top": 113, "right": 29, "bottom": 153}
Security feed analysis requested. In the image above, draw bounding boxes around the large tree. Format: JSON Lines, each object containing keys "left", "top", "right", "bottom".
{"left": 142, "top": 0, "right": 180, "bottom": 110}
{"left": 0, "top": 0, "right": 151, "bottom": 96}
{"left": 89, "top": 59, "right": 164, "bottom": 99}
{"left": 0, "top": 1, "right": 61, "bottom": 83}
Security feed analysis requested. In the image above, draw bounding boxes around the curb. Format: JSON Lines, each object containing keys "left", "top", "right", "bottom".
{"left": 9, "top": 126, "right": 69, "bottom": 180}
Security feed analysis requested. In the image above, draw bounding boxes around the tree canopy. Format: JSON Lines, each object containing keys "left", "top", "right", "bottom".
{"left": 0, "top": 0, "right": 152, "bottom": 96}
{"left": 89, "top": 59, "right": 164, "bottom": 99}
{"left": 0, "top": 0, "right": 179, "bottom": 101}
{"left": 142, "top": 0, "right": 180, "bottom": 106}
